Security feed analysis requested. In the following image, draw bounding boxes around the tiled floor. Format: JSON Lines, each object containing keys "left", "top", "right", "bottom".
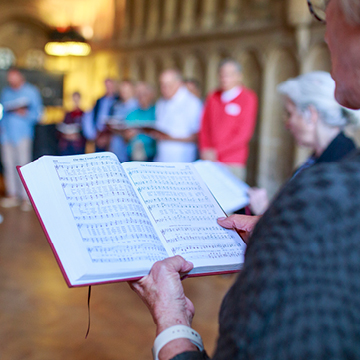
{"left": 0, "top": 207, "right": 236, "bottom": 360}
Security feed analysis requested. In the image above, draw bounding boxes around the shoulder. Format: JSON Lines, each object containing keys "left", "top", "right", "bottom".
{"left": 240, "top": 87, "right": 257, "bottom": 102}
{"left": 24, "top": 82, "right": 40, "bottom": 94}
{"left": 205, "top": 90, "right": 221, "bottom": 102}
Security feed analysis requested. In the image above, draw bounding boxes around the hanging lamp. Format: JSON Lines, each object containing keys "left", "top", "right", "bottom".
{"left": 45, "top": 27, "right": 91, "bottom": 57}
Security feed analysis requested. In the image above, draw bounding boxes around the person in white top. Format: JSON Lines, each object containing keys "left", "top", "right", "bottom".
{"left": 154, "top": 69, "right": 203, "bottom": 162}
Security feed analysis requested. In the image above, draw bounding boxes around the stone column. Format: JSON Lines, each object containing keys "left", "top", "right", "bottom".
{"left": 129, "top": 57, "right": 140, "bottom": 81}
{"left": 180, "top": 0, "right": 196, "bottom": 34}
{"left": 201, "top": 0, "right": 217, "bottom": 31}
{"left": 132, "top": 0, "right": 145, "bottom": 41}
{"left": 205, "top": 52, "right": 220, "bottom": 93}
{"left": 121, "top": 0, "right": 131, "bottom": 41}
{"left": 162, "top": 0, "right": 177, "bottom": 36}
{"left": 223, "top": 0, "right": 241, "bottom": 27}
{"left": 113, "top": 0, "right": 126, "bottom": 42}
{"left": 146, "top": 0, "right": 160, "bottom": 39}
{"left": 287, "top": 0, "right": 313, "bottom": 167}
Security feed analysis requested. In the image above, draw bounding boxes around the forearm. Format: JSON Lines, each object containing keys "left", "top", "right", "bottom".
{"left": 166, "top": 133, "right": 198, "bottom": 143}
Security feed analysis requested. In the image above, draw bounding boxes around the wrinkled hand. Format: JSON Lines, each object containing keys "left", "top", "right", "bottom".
{"left": 248, "top": 187, "right": 269, "bottom": 215}
{"left": 217, "top": 214, "right": 261, "bottom": 244}
{"left": 129, "top": 255, "right": 195, "bottom": 335}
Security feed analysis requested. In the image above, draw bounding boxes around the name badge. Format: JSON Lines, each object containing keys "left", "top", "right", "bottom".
{"left": 225, "top": 103, "right": 241, "bottom": 116}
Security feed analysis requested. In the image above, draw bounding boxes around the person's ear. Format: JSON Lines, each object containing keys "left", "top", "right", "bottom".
{"left": 305, "top": 105, "right": 319, "bottom": 125}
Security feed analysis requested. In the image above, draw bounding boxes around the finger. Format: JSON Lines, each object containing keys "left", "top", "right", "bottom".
{"left": 159, "top": 255, "right": 194, "bottom": 275}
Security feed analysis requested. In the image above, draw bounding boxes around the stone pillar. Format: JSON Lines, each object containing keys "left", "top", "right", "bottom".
{"left": 287, "top": 0, "right": 313, "bottom": 167}
{"left": 145, "top": 59, "right": 157, "bottom": 86}
{"left": 201, "top": 0, "right": 217, "bottom": 30}
{"left": 132, "top": 0, "right": 145, "bottom": 41}
{"left": 205, "top": 52, "right": 220, "bottom": 93}
{"left": 162, "top": 0, "right": 177, "bottom": 36}
{"left": 257, "top": 48, "right": 298, "bottom": 198}
{"left": 129, "top": 57, "right": 140, "bottom": 81}
{"left": 146, "top": 0, "right": 160, "bottom": 39}
{"left": 113, "top": 0, "right": 126, "bottom": 42}
{"left": 121, "top": 0, "right": 131, "bottom": 41}
{"left": 223, "top": 0, "right": 241, "bottom": 27}
{"left": 180, "top": 0, "right": 196, "bottom": 34}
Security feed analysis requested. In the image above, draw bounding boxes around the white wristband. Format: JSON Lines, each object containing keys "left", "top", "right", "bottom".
{"left": 152, "top": 325, "right": 204, "bottom": 360}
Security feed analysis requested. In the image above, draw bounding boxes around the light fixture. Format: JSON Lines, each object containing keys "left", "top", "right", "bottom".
{"left": 45, "top": 27, "right": 91, "bottom": 57}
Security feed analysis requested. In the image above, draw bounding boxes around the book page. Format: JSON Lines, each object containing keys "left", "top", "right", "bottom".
{"left": 122, "top": 162, "right": 246, "bottom": 272}
{"left": 50, "top": 154, "right": 167, "bottom": 267}
{"left": 193, "top": 160, "right": 249, "bottom": 214}
{"left": 21, "top": 153, "right": 168, "bottom": 285}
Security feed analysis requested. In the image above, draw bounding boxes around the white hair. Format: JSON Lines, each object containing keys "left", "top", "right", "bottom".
{"left": 340, "top": 0, "right": 360, "bottom": 24}
{"left": 277, "top": 71, "right": 360, "bottom": 128}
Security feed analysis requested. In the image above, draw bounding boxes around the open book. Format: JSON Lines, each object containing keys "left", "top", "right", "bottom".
{"left": 18, "top": 152, "right": 246, "bottom": 287}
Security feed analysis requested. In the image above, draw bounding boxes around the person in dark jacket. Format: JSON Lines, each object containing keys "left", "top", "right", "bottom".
{"left": 128, "top": 1, "right": 360, "bottom": 359}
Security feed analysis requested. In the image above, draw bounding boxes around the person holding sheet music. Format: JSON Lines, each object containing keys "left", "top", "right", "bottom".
{"left": 57, "top": 91, "right": 86, "bottom": 156}
{"left": 129, "top": 1, "right": 360, "bottom": 359}
{"left": 0, "top": 67, "right": 43, "bottom": 212}
{"left": 122, "top": 82, "right": 157, "bottom": 162}
{"left": 108, "top": 80, "right": 139, "bottom": 162}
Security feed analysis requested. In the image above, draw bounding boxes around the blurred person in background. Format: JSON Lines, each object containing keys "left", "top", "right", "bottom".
{"left": 184, "top": 78, "right": 202, "bottom": 99}
{"left": 153, "top": 69, "right": 203, "bottom": 162}
{"left": 83, "top": 78, "right": 118, "bottom": 152}
{"left": 199, "top": 59, "right": 258, "bottom": 181}
{"left": 0, "top": 67, "right": 43, "bottom": 211}
{"left": 120, "top": 82, "right": 157, "bottom": 161}
{"left": 108, "top": 79, "right": 139, "bottom": 162}
{"left": 249, "top": 71, "right": 357, "bottom": 215}
{"left": 57, "top": 91, "right": 86, "bottom": 156}
{"left": 128, "top": 1, "right": 360, "bottom": 359}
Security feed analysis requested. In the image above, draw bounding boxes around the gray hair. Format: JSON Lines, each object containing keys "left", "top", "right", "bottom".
{"left": 340, "top": 0, "right": 360, "bottom": 24}
{"left": 277, "top": 71, "right": 360, "bottom": 128}
{"left": 218, "top": 58, "right": 242, "bottom": 73}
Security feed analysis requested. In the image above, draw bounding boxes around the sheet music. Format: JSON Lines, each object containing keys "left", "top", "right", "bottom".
{"left": 52, "top": 154, "right": 167, "bottom": 265}
{"left": 193, "top": 160, "right": 249, "bottom": 213}
{"left": 123, "top": 162, "right": 246, "bottom": 267}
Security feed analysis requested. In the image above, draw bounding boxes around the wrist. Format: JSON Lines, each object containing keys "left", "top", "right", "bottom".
{"left": 153, "top": 325, "right": 203, "bottom": 360}
{"left": 155, "top": 315, "right": 192, "bottom": 336}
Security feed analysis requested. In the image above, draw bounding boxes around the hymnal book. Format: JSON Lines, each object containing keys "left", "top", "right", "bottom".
{"left": 18, "top": 153, "right": 246, "bottom": 287}
{"left": 193, "top": 160, "right": 249, "bottom": 213}
{"left": 56, "top": 123, "right": 81, "bottom": 135}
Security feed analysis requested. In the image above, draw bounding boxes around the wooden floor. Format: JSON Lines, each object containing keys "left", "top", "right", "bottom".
{"left": 0, "top": 207, "right": 236, "bottom": 360}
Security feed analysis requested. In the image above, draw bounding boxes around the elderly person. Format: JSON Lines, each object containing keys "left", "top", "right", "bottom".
{"left": 249, "top": 71, "right": 357, "bottom": 215}
{"left": 154, "top": 69, "right": 203, "bottom": 162}
{"left": 122, "top": 82, "right": 157, "bottom": 161}
{"left": 129, "top": 0, "right": 360, "bottom": 359}
{"left": 199, "top": 59, "right": 258, "bottom": 181}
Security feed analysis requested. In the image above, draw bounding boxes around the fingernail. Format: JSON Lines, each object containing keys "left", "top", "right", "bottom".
{"left": 217, "top": 217, "right": 226, "bottom": 221}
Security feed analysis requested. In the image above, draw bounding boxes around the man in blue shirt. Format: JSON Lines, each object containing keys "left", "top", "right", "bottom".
{"left": 0, "top": 68, "right": 43, "bottom": 211}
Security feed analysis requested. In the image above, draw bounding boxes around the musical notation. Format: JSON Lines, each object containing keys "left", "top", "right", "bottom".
{"left": 53, "top": 155, "right": 167, "bottom": 264}
{"left": 125, "top": 163, "right": 246, "bottom": 262}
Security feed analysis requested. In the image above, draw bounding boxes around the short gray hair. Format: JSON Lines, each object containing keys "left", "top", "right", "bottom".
{"left": 218, "top": 58, "right": 242, "bottom": 73}
{"left": 277, "top": 71, "right": 360, "bottom": 128}
{"left": 340, "top": 0, "right": 360, "bottom": 24}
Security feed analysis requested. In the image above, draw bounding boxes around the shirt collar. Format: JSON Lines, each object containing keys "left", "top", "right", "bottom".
{"left": 221, "top": 86, "right": 242, "bottom": 103}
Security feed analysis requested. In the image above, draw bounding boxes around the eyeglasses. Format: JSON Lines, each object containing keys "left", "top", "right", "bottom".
{"left": 307, "top": 0, "right": 329, "bottom": 23}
